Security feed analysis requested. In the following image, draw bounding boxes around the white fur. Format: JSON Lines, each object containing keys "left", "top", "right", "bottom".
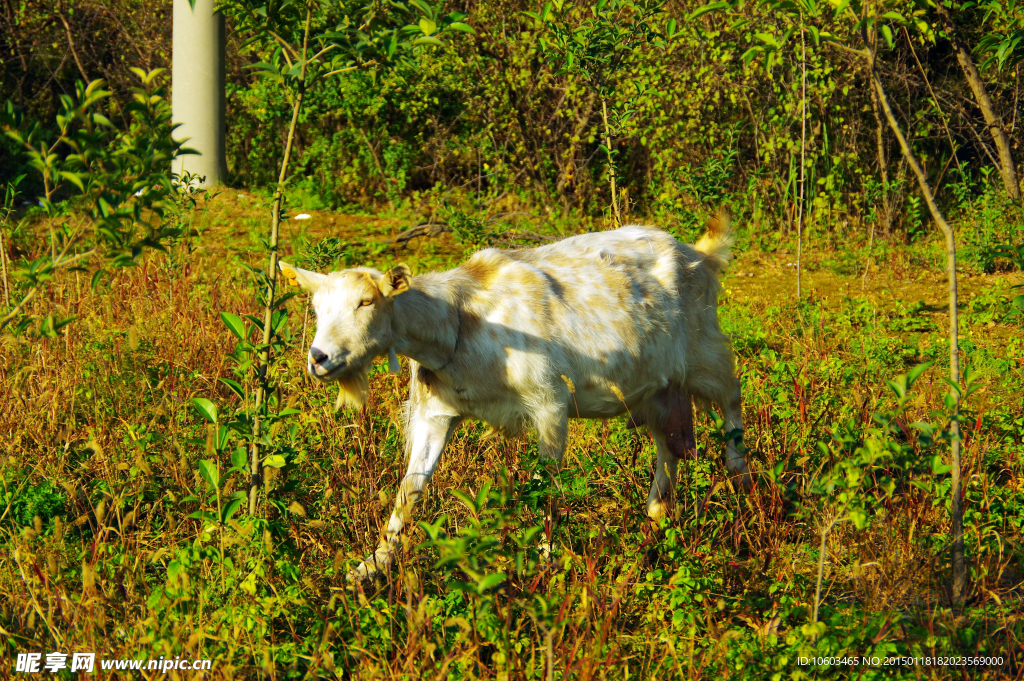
{"left": 281, "top": 219, "right": 749, "bottom": 581}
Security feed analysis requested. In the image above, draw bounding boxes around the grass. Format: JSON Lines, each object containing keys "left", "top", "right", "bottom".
{"left": 1, "top": 191, "right": 1023, "bottom": 679}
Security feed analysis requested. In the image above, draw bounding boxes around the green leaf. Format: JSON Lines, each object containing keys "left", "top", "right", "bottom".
{"left": 881, "top": 24, "right": 894, "bottom": 49}
{"left": 687, "top": 2, "right": 730, "bottom": 20}
{"left": 413, "top": 35, "right": 445, "bottom": 47}
{"left": 741, "top": 45, "right": 765, "bottom": 65}
{"left": 198, "top": 459, "right": 220, "bottom": 490}
{"left": 410, "top": 0, "right": 434, "bottom": 17}
{"left": 263, "top": 454, "right": 287, "bottom": 468}
{"left": 477, "top": 572, "right": 506, "bottom": 593}
{"left": 59, "top": 171, "right": 85, "bottom": 192}
{"left": 931, "top": 454, "right": 952, "bottom": 475}
{"left": 221, "top": 312, "right": 246, "bottom": 340}
{"left": 419, "top": 17, "right": 437, "bottom": 35}
{"left": 906, "top": 361, "right": 933, "bottom": 390}
{"left": 220, "top": 377, "right": 246, "bottom": 400}
{"left": 451, "top": 489, "right": 478, "bottom": 514}
{"left": 848, "top": 508, "right": 867, "bottom": 530}
{"left": 231, "top": 447, "right": 249, "bottom": 473}
{"left": 942, "top": 377, "right": 963, "bottom": 398}
{"left": 216, "top": 424, "right": 230, "bottom": 451}
{"left": 447, "top": 21, "right": 475, "bottom": 33}
{"left": 221, "top": 498, "right": 244, "bottom": 523}
{"left": 192, "top": 397, "right": 218, "bottom": 423}
{"left": 243, "top": 314, "right": 265, "bottom": 331}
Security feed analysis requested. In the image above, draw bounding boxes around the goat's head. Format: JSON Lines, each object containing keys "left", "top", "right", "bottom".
{"left": 278, "top": 261, "right": 411, "bottom": 407}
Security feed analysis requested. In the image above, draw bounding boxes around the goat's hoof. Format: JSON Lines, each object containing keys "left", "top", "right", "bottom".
{"left": 646, "top": 500, "right": 669, "bottom": 524}
{"left": 539, "top": 540, "right": 559, "bottom": 568}
{"left": 346, "top": 557, "right": 387, "bottom": 584}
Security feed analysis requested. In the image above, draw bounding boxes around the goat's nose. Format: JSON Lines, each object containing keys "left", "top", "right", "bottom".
{"left": 309, "top": 347, "right": 329, "bottom": 365}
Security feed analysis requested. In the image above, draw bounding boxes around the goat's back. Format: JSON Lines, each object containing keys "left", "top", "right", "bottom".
{"left": 416, "top": 226, "right": 729, "bottom": 420}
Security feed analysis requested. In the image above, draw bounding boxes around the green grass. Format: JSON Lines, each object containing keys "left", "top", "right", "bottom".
{"left": 1, "top": 193, "right": 1023, "bottom": 679}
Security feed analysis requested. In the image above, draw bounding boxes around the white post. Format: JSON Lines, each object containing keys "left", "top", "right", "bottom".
{"left": 172, "top": 0, "right": 226, "bottom": 186}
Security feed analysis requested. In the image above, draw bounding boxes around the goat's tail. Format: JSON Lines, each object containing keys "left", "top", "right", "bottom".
{"left": 693, "top": 210, "right": 733, "bottom": 274}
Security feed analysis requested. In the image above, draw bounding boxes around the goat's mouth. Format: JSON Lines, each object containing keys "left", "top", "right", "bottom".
{"left": 307, "top": 358, "right": 367, "bottom": 384}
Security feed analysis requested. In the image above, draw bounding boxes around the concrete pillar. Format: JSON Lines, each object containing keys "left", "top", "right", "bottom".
{"left": 172, "top": 0, "right": 226, "bottom": 186}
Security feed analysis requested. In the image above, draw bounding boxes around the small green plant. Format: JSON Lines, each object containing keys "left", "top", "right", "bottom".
{"left": 990, "top": 239, "right": 1024, "bottom": 318}
{"left": 3, "top": 479, "right": 65, "bottom": 531}
{"left": 419, "top": 470, "right": 565, "bottom": 676}
{"left": 0, "top": 69, "right": 194, "bottom": 335}
{"left": 441, "top": 204, "right": 492, "bottom": 249}
{"left": 301, "top": 236, "right": 355, "bottom": 271}
{"left": 192, "top": 302, "right": 303, "bottom": 510}
{"left": 992, "top": 241, "right": 1024, "bottom": 272}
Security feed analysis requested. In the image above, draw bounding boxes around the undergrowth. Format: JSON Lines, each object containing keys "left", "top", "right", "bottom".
{"left": 1, "top": 193, "right": 1023, "bottom": 679}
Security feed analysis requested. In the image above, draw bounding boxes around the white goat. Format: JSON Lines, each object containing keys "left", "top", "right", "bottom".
{"left": 280, "top": 217, "right": 750, "bottom": 580}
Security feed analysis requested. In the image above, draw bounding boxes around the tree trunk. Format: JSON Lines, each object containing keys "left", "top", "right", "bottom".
{"left": 797, "top": 29, "right": 807, "bottom": 300}
{"left": 601, "top": 98, "right": 621, "bottom": 228}
{"left": 868, "top": 49, "right": 967, "bottom": 603}
{"left": 937, "top": 5, "right": 1021, "bottom": 200}
{"left": 868, "top": 83, "right": 893, "bottom": 234}
{"left": 172, "top": 0, "right": 226, "bottom": 186}
{"left": 248, "top": 89, "right": 303, "bottom": 515}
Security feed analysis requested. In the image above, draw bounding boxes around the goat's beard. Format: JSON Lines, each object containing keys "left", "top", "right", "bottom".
{"left": 333, "top": 370, "right": 370, "bottom": 411}
{"left": 307, "top": 359, "right": 371, "bottom": 411}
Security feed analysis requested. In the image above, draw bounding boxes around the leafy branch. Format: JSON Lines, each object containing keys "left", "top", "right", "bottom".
{"left": 0, "top": 68, "right": 196, "bottom": 335}
{"left": 526, "top": 0, "right": 678, "bottom": 226}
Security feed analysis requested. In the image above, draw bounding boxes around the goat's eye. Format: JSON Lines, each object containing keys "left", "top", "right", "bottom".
{"left": 358, "top": 299, "right": 374, "bottom": 308}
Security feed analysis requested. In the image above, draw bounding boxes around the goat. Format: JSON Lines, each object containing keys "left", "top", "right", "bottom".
{"left": 279, "top": 216, "right": 750, "bottom": 580}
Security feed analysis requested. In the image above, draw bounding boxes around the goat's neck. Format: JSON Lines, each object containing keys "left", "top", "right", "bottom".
{"left": 391, "top": 276, "right": 460, "bottom": 372}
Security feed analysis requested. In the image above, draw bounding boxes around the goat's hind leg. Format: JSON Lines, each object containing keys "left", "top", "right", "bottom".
{"left": 689, "top": 368, "right": 752, "bottom": 491}
{"left": 644, "top": 384, "right": 695, "bottom": 522}
{"left": 712, "top": 377, "right": 751, "bottom": 490}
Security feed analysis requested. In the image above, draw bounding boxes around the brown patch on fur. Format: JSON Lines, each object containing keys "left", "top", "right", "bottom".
{"left": 460, "top": 309, "right": 482, "bottom": 338}
{"left": 417, "top": 366, "right": 435, "bottom": 387}
{"left": 461, "top": 253, "right": 503, "bottom": 288}
{"left": 656, "top": 385, "right": 697, "bottom": 460}
{"left": 353, "top": 272, "right": 385, "bottom": 302}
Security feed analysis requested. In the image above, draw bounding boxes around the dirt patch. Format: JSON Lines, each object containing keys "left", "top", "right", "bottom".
{"left": 728, "top": 250, "right": 1022, "bottom": 309}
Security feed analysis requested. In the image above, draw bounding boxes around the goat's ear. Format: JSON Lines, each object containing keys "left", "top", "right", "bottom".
{"left": 279, "top": 261, "right": 326, "bottom": 293}
{"left": 378, "top": 263, "right": 411, "bottom": 298}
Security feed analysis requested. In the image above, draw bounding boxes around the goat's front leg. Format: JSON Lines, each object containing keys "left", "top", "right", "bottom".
{"left": 535, "top": 402, "right": 569, "bottom": 466}
{"left": 348, "top": 411, "right": 462, "bottom": 582}
{"left": 533, "top": 402, "right": 568, "bottom": 562}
